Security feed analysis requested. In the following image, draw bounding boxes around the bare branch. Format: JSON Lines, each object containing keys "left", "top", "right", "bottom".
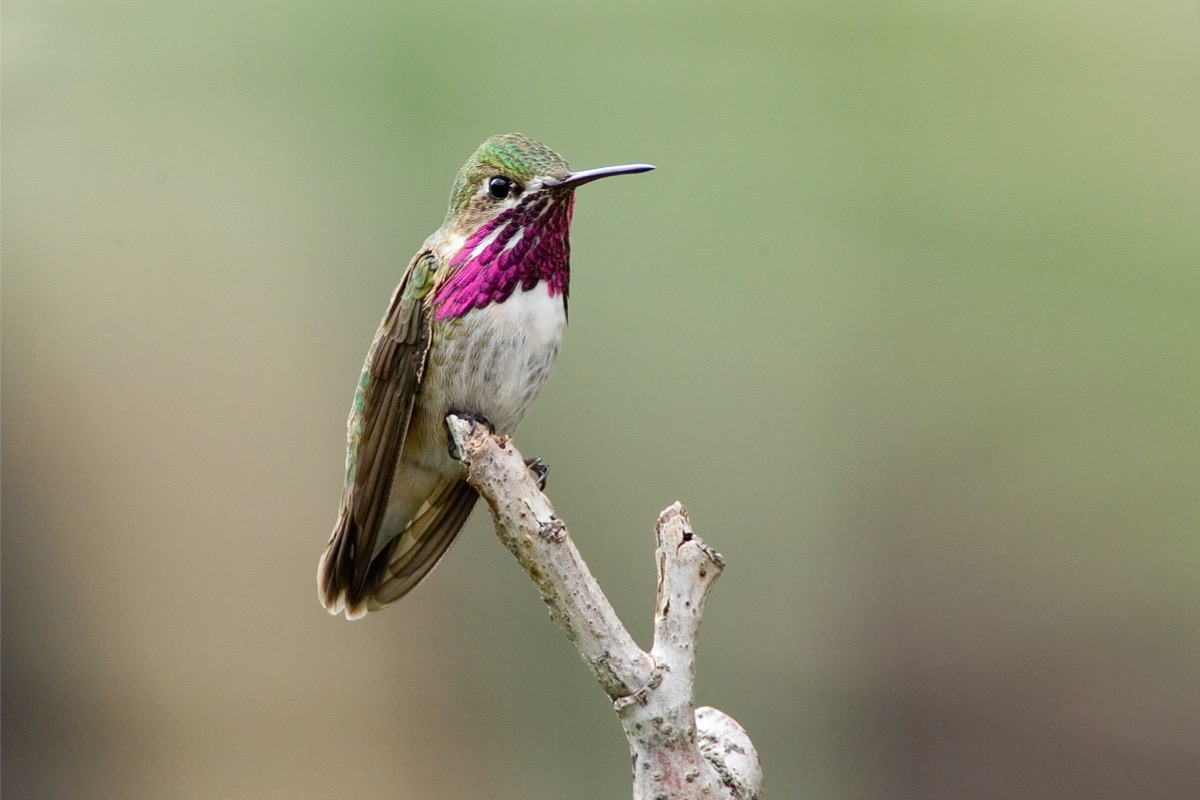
{"left": 447, "top": 415, "right": 763, "bottom": 800}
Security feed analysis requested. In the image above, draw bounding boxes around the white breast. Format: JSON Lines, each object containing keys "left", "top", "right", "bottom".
{"left": 413, "top": 279, "right": 567, "bottom": 468}
{"left": 465, "top": 281, "right": 567, "bottom": 429}
{"left": 501, "top": 279, "right": 567, "bottom": 348}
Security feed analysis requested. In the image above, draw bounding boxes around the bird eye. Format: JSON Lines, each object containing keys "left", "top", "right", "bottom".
{"left": 487, "top": 175, "right": 516, "bottom": 200}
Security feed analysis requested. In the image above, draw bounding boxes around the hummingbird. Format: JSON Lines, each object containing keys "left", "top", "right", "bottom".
{"left": 318, "top": 133, "right": 653, "bottom": 619}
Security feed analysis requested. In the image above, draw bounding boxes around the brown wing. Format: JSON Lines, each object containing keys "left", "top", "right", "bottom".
{"left": 318, "top": 250, "right": 436, "bottom": 618}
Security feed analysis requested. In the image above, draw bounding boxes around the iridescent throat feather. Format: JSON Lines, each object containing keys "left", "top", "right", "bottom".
{"left": 433, "top": 193, "right": 574, "bottom": 321}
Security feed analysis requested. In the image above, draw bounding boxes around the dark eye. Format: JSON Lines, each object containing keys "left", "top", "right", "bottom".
{"left": 487, "top": 175, "right": 515, "bottom": 200}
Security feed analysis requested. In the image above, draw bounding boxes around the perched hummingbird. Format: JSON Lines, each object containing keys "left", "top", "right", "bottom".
{"left": 318, "top": 133, "right": 653, "bottom": 619}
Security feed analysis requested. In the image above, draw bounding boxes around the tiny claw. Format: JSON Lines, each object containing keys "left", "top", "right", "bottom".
{"left": 465, "top": 412, "right": 495, "bottom": 435}
{"left": 525, "top": 457, "right": 549, "bottom": 490}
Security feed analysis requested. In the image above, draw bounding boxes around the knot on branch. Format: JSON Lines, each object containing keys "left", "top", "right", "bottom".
{"left": 537, "top": 514, "right": 567, "bottom": 542}
{"left": 613, "top": 666, "right": 666, "bottom": 713}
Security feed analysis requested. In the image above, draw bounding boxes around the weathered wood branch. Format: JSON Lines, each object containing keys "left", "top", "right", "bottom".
{"left": 447, "top": 415, "right": 763, "bottom": 800}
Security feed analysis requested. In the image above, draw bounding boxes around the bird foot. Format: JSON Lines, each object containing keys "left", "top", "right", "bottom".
{"left": 525, "top": 457, "right": 550, "bottom": 491}
{"left": 445, "top": 412, "right": 496, "bottom": 462}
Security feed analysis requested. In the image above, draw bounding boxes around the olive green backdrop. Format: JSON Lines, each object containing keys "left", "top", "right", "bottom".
{"left": 4, "top": 1, "right": 1197, "bottom": 798}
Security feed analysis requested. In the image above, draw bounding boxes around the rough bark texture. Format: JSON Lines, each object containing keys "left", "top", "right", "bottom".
{"left": 447, "top": 415, "right": 763, "bottom": 800}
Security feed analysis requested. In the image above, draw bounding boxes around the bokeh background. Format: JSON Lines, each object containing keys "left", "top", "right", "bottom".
{"left": 4, "top": 1, "right": 1198, "bottom": 798}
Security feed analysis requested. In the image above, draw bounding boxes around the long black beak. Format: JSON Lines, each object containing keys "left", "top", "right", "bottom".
{"left": 544, "top": 163, "right": 655, "bottom": 189}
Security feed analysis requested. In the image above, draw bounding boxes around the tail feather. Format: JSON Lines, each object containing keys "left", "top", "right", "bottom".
{"left": 368, "top": 480, "right": 479, "bottom": 611}
{"left": 317, "top": 478, "right": 479, "bottom": 619}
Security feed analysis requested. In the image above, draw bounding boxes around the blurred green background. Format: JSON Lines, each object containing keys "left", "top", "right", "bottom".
{"left": 4, "top": 1, "right": 1198, "bottom": 798}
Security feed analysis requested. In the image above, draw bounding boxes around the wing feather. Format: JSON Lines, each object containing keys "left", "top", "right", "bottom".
{"left": 318, "top": 251, "right": 437, "bottom": 617}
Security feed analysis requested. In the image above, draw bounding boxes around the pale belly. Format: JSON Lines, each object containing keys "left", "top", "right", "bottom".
{"left": 404, "top": 280, "right": 567, "bottom": 476}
